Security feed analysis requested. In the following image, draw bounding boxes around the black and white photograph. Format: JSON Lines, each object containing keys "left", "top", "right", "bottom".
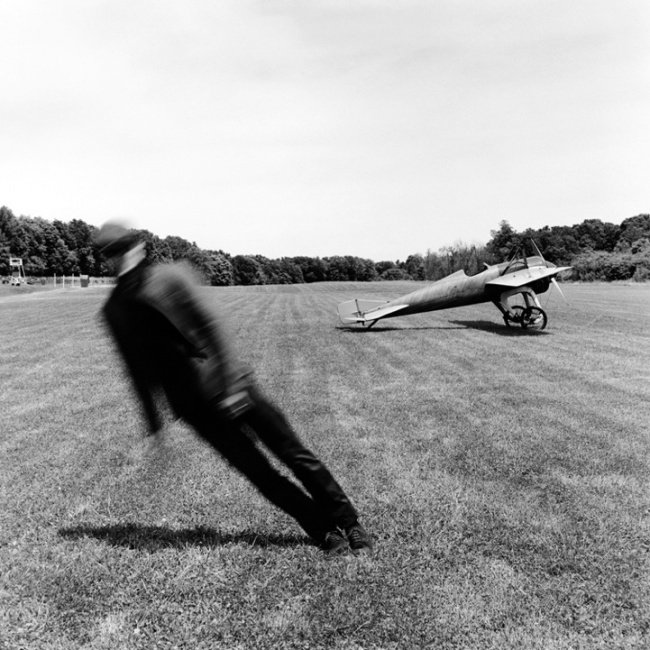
{"left": 1, "top": 1, "right": 648, "bottom": 648}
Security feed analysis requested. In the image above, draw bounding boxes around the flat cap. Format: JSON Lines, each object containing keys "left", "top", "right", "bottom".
{"left": 94, "top": 221, "right": 139, "bottom": 256}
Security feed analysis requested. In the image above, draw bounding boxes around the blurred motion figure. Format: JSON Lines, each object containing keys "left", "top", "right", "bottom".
{"left": 95, "top": 222, "right": 372, "bottom": 555}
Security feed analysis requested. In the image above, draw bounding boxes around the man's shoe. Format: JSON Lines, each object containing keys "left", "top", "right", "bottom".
{"left": 346, "top": 524, "right": 373, "bottom": 553}
{"left": 322, "top": 529, "right": 348, "bottom": 555}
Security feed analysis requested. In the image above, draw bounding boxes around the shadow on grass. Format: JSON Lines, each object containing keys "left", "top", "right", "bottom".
{"left": 336, "top": 324, "right": 464, "bottom": 332}
{"left": 58, "top": 523, "right": 312, "bottom": 552}
{"left": 450, "top": 320, "right": 550, "bottom": 335}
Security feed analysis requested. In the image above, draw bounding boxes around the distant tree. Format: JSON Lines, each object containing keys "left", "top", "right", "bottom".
{"left": 164, "top": 235, "right": 195, "bottom": 261}
{"left": 380, "top": 267, "right": 410, "bottom": 280}
{"left": 571, "top": 251, "right": 635, "bottom": 281}
{"left": 324, "top": 256, "right": 377, "bottom": 281}
{"left": 452, "top": 243, "right": 486, "bottom": 275}
{"left": 604, "top": 254, "right": 636, "bottom": 281}
{"left": 0, "top": 234, "right": 10, "bottom": 276}
{"left": 323, "top": 256, "right": 347, "bottom": 281}
{"left": 49, "top": 236, "right": 74, "bottom": 274}
{"left": 574, "top": 219, "right": 620, "bottom": 252}
{"left": 631, "top": 238, "right": 650, "bottom": 255}
{"left": 6, "top": 218, "right": 29, "bottom": 259}
{"left": 404, "top": 254, "right": 425, "bottom": 280}
{"left": 63, "top": 220, "right": 93, "bottom": 271}
{"left": 486, "top": 220, "right": 520, "bottom": 262}
{"left": 8, "top": 216, "right": 76, "bottom": 275}
{"left": 290, "top": 256, "right": 328, "bottom": 283}
{"left": 232, "top": 255, "right": 265, "bottom": 285}
{"left": 631, "top": 240, "right": 650, "bottom": 281}
{"left": 204, "top": 252, "right": 234, "bottom": 286}
{"left": 23, "top": 217, "right": 54, "bottom": 274}
{"left": 0, "top": 207, "right": 14, "bottom": 275}
{"left": 520, "top": 225, "right": 579, "bottom": 265}
{"left": 617, "top": 214, "right": 650, "bottom": 250}
{"left": 183, "top": 247, "right": 215, "bottom": 284}
{"left": 52, "top": 219, "right": 81, "bottom": 275}
{"left": 39, "top": 218, "right": 97, "bottom": 274}
{"left": 137, "top": 230, "right": 174, "bottom": 265}
{"left": 423, "top": 250, "right": 446, "bottom": 281}
{"left": 421, "top": 243, "right": 489, "bottom": 279}
{"left": 252, "top": 255, "right": 301, "bottom": 284}
{"left": 375, "top": 260, "right": 396, "bottom": 276}
{"left": 0, "top": 206, "right": 16, "bottom": 232}
{"left": 326, "top": 256, "right": 353, "bottom": 281}
{"left": 278, "top": 258, "right": 304, "bottom": 284}
{"left": 354, "top": 257, "right": 378, "bottom": 281}
{"left": 9, "top": 217, "right": 37, "bottom": 272}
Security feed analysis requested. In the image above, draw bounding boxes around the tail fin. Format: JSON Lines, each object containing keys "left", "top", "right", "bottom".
{"left": 337, "top": 299, "right": 388, "bottom": 324}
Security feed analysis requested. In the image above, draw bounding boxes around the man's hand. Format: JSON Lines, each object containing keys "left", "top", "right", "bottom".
{"left": 219, "top": 389, "right": 254, "bottom": 420}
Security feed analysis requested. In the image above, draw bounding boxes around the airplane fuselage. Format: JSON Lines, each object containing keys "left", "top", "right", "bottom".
{"left": 385, "top": 266, "right": 502, "bottom": 315}
{"left": 379, "top": 258, "right": 552, "bottom": 317}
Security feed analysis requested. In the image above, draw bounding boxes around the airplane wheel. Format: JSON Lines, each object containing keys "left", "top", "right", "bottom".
{"left": 521, "top": 306, "right": 547, "bottom": 330}
{"left": 505, "top": 305, "right": 525, "bottom": 328}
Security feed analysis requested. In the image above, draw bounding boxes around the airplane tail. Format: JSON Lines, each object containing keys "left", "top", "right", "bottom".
{"left": 337, "top": 299, "right": 388, "bottom": 324}
{"left": 337, "top": 298, "right": 410, "bottom": 325}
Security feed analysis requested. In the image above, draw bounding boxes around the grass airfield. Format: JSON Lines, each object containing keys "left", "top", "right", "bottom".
{"left": 1, "top": 281, "right": 649, "bottom": 649}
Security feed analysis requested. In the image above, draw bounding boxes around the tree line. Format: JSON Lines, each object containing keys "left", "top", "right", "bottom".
{"left": 484, "top": 216, "right": 650, "bottom": 282}
{"left": 1, "top": 205, "right": 649, "bottom": 285}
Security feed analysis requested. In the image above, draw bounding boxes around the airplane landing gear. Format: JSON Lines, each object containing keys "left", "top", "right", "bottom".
{"left": 496, "top": 286, "right": 548, "bottom": 331}
{"left": 504, "top": 306, "right": 547, "bottom": 330}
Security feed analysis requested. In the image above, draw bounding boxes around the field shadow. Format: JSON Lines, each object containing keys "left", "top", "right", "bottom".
{"left": 450, "top": 320, "right": 550, "bottom": 336}
{"left": 336, "top": 325, "right": 464, "bottom": 332}
{"left": 58, "top": 523, "right": 312, "bottom": 552}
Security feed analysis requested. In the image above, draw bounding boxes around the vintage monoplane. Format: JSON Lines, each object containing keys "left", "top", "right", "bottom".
{"left": 337, "top": 242, "right": 571, "bottom": 330}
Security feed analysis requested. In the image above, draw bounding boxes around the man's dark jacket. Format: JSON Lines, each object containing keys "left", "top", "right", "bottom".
{"left": 103, "top": 261, "right": 249, "bottom": 433}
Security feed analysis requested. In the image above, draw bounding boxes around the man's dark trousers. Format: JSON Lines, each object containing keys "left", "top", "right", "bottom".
{"left": 187, "top": 385, "right": 358, "bottom": 542}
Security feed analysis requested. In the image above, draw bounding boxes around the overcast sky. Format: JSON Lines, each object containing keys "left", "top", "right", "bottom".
{"left": 2, "top": 1, "right": 648, "bottom": 261}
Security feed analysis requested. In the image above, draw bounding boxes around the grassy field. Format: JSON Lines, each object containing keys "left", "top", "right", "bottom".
{"left": 1, "top": 281, "right": 649, "bottom": 649}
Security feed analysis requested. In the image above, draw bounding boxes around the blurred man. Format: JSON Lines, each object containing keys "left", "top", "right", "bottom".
{"left": 95, "top": 222, "right": 372, "bottom": 555}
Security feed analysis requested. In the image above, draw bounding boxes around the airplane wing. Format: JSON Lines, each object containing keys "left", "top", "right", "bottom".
{"left": 337, "top": 299, "right": 409, "bottom": 324}
{"left": 486, "top": 266, "right": 571, "bottom": 289}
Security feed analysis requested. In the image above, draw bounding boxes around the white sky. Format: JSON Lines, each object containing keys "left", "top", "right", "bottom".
{"left": 1, "top": 1, "right": 648, "bottom": 261}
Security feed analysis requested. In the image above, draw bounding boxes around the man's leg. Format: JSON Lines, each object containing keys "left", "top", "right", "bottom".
{"left": 239, "top": 389, "right": 370, "bottom": 552}
{"left": 192, "top": 413, "right": 327, "bottom": 544}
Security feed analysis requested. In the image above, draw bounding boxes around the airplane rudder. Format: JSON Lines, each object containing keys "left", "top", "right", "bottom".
{"left": 337, "top": 299, "right": 362, "bottom": 323}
